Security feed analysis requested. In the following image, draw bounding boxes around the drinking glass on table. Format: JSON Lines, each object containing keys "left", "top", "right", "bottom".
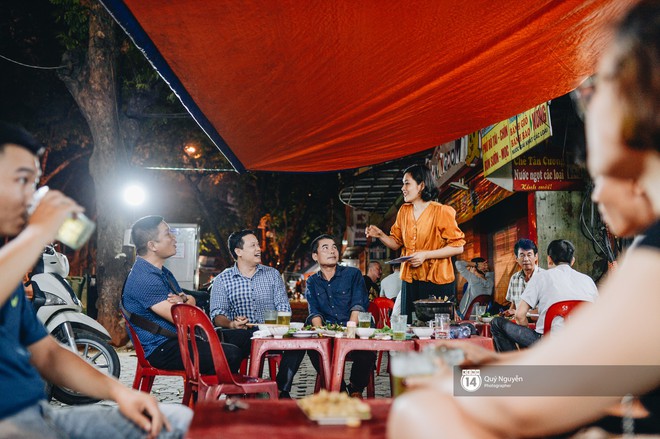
{"left": 390, "top": 350, "right": 436, "bottom": 397}
{"left": 358, "top": 312, "right": 372, "bottom": 328}
{"left": 434, "top": 313, "right": 450, "bottom": 339}
{"left": 277, "top": 311, "right": 291, "bottom": 326}
{"left": 264, "top": 310, "right": 278, "bottom": 324}
{"left": 391, "top": 315, "right": 408, "bottom": 341}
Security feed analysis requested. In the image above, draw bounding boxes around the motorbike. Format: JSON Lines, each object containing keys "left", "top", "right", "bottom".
{"left": 27, "top": 245, "right": 120, "bottom": 405}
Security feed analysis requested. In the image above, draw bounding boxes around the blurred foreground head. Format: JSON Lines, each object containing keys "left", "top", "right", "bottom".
{"left": 586, "top": 0, "right": 660, "bottom": 180}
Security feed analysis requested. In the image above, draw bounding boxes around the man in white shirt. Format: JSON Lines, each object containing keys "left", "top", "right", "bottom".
{"left": 491, "top": 239, "right": 598, "bottom": 352}
{"left": 379, "top": 263, "right": 402, "bottom": 299}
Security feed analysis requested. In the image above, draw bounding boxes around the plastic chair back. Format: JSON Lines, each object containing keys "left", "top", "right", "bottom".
{"left": 121, "top": 310, "right": 190, "bottom": 403}
{"left": 171, "top": 304, "right": 235, "bottom": 385}
{"left": 543, "top": 300, "right": 587, "bottom": 334}
{"left": 465, "top": 294, "right": 492, "bottom": 320}
{"left": 171, "top": 303, "right": 278, "bottom": 402}
{"left": 369, "top": 297, "right": 394, "bottom": 329}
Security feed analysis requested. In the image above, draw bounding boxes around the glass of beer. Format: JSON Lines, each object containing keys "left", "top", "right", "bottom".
{"left": 358, "top": 312, "right": 372, "bottom": 328}
{"left": 264, "top": 310, "right": 278, "bottom": 324}
{"left": 30, "top": 186, "right": 96, "bottom": 250}
{"left": 277, "top": 311, "right": 291, "bottom": 326}
{"left": 390, "top": 350, "right": 436, "bottom": 397}
{"left": 391, "top": 315, "right": 407, "bottom": 341}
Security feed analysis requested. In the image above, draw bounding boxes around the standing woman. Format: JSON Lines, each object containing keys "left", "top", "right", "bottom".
{"left": 366, "top": 164, "right": 465, "bottom": 322}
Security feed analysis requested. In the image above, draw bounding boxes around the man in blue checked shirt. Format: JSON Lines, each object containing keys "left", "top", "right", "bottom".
{"left": 210, "top": 229, "right": 305, "bottom": 398}
{"left": 305, "top": 234, "right": 376, "bottom": 398}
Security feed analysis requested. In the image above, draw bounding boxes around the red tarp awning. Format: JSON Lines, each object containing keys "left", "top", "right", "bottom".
{"left": 101, "top": 0, "right": 634, "bottom": 172}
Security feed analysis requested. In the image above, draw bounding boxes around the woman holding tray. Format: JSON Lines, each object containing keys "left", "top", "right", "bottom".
{"left": 366, "top": 164, "right": 465, "bottom": 323}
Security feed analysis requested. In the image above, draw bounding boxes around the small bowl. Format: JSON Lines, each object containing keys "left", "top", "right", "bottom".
{"left": 412, "top": 327, "right": 434, "bottom": 339}
{"left": 258, "top": 324, "right": 269, "bottom": 331}
{"left": 268, "top": 325, "right": 290, "bottom": 338}
{"left": 356, "top": 327, "right": 375, "bottom": 339}
{"left": 290, "top": 322, "right": 304, "bottom": 330}
{"left": 481, "top": 317, "right": 494, "bottom": 324}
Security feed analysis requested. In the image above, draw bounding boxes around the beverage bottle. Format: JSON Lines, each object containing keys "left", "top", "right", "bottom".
{"left": 346, "top": 321, "right": 356, "bottom": 338}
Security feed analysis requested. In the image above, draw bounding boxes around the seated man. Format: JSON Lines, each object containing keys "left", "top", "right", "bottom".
{"left": 380, "top": 263, "right": 402, "bottom": 300}
{"left": 455, "top": 257, "right": 494, "bottom": 318}
{"left": 123, "top": 215, "right": 243, "bottom": 373}
{"left": 210, "top": 229, "right": 305, "bottom": 399}
{"left": 305, "top": 234, "right": 376, "bottom": 397}
{"left": 0, "top": 121, "right": 191, "bottom": 438}
{"left": 363, "top": 260, "right": 382, "bottom": 301}
{"left": 490, "top": 239, "right": 599, "bottom": 352}
{"left": 503, "top": 238, "right": 544, "bottom": 316}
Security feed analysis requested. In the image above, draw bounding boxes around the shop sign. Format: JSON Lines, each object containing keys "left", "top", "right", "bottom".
{"left": 512, "top": 155, "right": 584, "bottom": 191}
{"left": 348, "top": 209, "right": 368, "bottom": 246}
{"left": 429, "top": 136, "right": 467, "bottom": 186}
{"left": 482, "top": 102, "right": 552, "bottom": 176}
{"left": 465, "top": 131, "right": 481, "bottom": 167}
{"left": 445, "top": 176, "right": 513, "bottom": 224}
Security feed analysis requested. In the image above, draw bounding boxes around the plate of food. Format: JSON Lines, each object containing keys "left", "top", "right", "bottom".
{"left": 478, "top": 313, "right": 494, "bottom": 323}
{"left": 317, "top": 323, "right": 345, "bottom": 337}
{"left": 298, "top": 390, "right": 371, "bottom": 426}
{"left": 292, "top": 330, "right": 318, "bottom": 338}
{"left": 373, "top": 326, "right": 393, "bottom": 340}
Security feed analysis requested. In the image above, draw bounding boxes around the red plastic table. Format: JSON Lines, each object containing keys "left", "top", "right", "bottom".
{"left": 249, "top": 336, "right": 333, "bottom": 389}
{"left": 413, "top": 335, "right": 495, "bottom": 351}
{"left": 187, "top": 399, "right": 392, "bottom": 438}
{"left": 329, "top": 338, "right": 415, "bottom": 392}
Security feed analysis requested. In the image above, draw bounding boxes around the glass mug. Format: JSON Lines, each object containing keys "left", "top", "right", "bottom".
{"left": 358, "top": 312, "right": 372, "bottom": 328}
{"left": 277, "top": 311, "right": 292, "bottom": 326}
{"left": 391, "top": 315, "right": 408, "bottom": 341}
{"left": 390, "top": 350, "right": 437, "bottom": 397}
{"left": 434, "top": 313, "right": 451, "bottom": 339}
{"left": 263, "top": 310, "right": 278, "bottom": 324}
{"left": 30, "top": 186, "right": 96, "bottom": 250}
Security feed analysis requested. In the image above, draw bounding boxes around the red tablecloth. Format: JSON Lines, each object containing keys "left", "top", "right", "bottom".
{"left": 187, "top": 399, "right": 391, "bottom": 438}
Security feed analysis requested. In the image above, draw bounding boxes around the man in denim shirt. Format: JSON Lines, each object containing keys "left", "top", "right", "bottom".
{"left": 305, "top": 234, "right": 375, "bottom": 397}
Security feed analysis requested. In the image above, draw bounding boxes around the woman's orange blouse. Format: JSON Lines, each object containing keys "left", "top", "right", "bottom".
{"left": 390, "top": 201, "right": 465, "bottom": 285}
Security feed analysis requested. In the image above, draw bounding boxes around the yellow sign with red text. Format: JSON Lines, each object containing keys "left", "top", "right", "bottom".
{"left": 481, "top": 103, "right": 552, "bottom": 176}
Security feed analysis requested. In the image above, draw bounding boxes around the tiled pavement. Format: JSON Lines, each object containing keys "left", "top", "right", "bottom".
{"left": 50, "top": 345, "right": 393, "bottom": 407}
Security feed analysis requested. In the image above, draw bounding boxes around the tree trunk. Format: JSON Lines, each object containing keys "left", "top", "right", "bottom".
{"left": 57, "top": 3, "right": 129, "bottom": 346}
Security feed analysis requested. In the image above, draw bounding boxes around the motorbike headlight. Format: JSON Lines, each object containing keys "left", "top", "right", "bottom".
{"left": 44, "top": 291, "right": 67, "bottom": 306}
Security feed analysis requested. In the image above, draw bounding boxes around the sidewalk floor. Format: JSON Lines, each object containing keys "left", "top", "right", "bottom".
{"left": 50, "top": 346, "right": 393, "bottom": 407}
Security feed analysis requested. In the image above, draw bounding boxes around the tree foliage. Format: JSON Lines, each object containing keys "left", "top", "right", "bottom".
{"left": 2, "top": 0, "right": 348, "bottom": 345}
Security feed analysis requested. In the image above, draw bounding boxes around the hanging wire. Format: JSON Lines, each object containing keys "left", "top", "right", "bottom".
{"left": 579, "top": 184, "right": 616, "bottom": 262}
{"left": 0, "top": 53, "right": 65, "bottom": 70}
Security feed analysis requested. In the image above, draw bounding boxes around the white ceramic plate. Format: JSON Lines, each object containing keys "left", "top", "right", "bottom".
{"left": 292, "top": 330, "right": 317, "bottom": 338}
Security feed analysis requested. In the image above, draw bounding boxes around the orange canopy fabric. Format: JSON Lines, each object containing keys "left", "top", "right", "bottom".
{"left": 104, "top": 0, "right": 634, "bottom": 172}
